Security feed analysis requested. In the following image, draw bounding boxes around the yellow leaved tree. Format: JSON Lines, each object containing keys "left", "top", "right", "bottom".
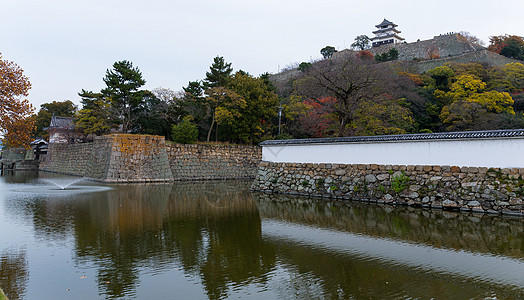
{"left": 439, "top": 75, "right": 515, "bottom": 130}
{"left": 0, "top": 52, "right": 35, "bottom": 148}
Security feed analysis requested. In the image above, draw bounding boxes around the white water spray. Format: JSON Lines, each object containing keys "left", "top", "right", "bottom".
{"left": 41, "top": 177, "right": 86, "bottom": 190}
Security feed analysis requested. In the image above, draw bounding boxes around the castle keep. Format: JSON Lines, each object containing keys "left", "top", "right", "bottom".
{"left": 370, "top": 19, "right": 405, "bottom": 48}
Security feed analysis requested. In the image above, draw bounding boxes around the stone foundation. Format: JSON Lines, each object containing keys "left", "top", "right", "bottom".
{"left": 0, "top": 148, "right": 39, "bottom": 171}
{"left": 251, "top": 162, "right": 524, "bottom": 216}
{"left": 39, "top": 134, "right": 261, "bottom": 182}
{"left": 166, "top": 143, "right": 261, "bottom": 180}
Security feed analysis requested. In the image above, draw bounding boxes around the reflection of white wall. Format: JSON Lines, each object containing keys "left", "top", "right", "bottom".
{"left": 262, "top": 138, "right": 524, "bottom": 168}
{"left": 262, "top": 220, "right": 524, "bottom": 288}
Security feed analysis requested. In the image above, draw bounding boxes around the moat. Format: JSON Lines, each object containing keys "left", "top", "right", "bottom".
{"left": 1, "top": 171, "right": 523, "bottom": 299}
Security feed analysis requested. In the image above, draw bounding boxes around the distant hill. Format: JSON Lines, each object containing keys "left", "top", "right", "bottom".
{"left": 269, "top": 33, "right": 520, "bottom": 93}
{"left": 334, "top": 33, "right": 519, "bottom": 72}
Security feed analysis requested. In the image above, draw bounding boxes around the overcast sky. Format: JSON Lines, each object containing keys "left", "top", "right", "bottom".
{"left": 2, "top": 0, "right": 523, "bottom": 110}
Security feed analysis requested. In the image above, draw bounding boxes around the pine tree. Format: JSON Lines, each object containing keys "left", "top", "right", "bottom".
{"left": 203, "top": 56, "right": 233, "bottom": 88}
{"left": 101, "top": 60, "right": 146, "bottom": 132}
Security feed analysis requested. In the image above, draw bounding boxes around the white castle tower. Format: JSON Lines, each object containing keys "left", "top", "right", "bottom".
{"left": 370, "top": 19, "right": 405, "bottom": 47}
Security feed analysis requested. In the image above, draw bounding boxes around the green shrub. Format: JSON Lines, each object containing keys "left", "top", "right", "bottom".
{"left": 171, "top": 116, "right": 198, "bottom": 144}
{"left": 298, "top": 62, "right": 312, "bottom": 72}
{"left": 302, "top": 180, "right": 310, "bottom": 187}
{"left": 315, "top": 178, "right": 325, "bottom": 189}
{"left": 375, "top": 48, "right": 399, "bottom": 62}
{"left": 391, "top": 171, "right": 410, "bottom": 193}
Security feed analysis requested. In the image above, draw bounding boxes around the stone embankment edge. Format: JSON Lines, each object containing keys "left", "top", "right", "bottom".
{"left": 38, "top": 169, "right": 256, "bottom": 183}
{"left": 251, "top": 162, "right": 524, "bottom": 217}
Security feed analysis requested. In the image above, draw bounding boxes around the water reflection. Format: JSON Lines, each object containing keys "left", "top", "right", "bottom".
{"left": 1, "top": 172, "right": 524, "bottom": 299}
{"left": 0, "top": 248, "right": 29, "bottom": 300}
{"left": 70, "top": 182, "right": 276, "bottom": 299}
{"left": 254, "top": 193, "right": 524, "bottom": 259}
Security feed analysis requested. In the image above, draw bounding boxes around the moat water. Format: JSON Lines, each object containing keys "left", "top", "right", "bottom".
{"left": 1, "top": 171, "right": 523, "bottom": 299}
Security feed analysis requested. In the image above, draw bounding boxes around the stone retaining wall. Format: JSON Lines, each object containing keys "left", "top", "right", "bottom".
{"left": 413, "top": 50, "right": 519, "bottom": 73}
{"left": 251, "top": 162, "right": 524, "bottom": 216}
{"left": 369, "top": 34, "right": 483, "bottom": 61}
{"left": 167, "top": 143, "right": 261, "bottom": 180}
{"left": 40, "top": 143, "right": 93, "bottom": 176}
{"left": 39, "top": 134, "right": 261, "bottom": 182}
{"left": 1, "top": 148, "right": 26, "bottom": 161}
{"left": 95, "top": 134, "right": 173, "bottom": 182}
{"left": 40, "top": 134, "right": 173, "bottom": 182}
{"left": 1, "top": 148, "right": 39, "bottom": 171}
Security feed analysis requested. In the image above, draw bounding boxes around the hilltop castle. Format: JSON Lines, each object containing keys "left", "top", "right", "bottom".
{"left": 370, "top": 19, "right": 405, "bottom": 48}
{"left": 269, "top": 19, "right": 519, "bottom": 88}
{"left": 333, "top": 19, "right": 518, "bottom": 72}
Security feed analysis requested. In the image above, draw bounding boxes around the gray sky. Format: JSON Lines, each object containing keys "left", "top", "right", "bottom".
{"left": 2, "top": 0, "right": 523, "bottom": 110}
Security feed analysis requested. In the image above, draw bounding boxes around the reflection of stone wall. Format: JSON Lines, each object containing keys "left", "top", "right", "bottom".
{"left": 39, "top": 135, "right": 261, "bottom": 182}
{"left": 251, "top": 162, "right": 524, "bottom": 216}
{"left": 167, "top": 143, "right": 261, "bottom": 180}
{"left": 254, "top": 193, "right": 524, "bottom": 259}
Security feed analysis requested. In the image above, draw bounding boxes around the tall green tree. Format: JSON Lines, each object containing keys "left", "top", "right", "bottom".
{"left": 227, "top": 72, "right": 279, "bottom": 144}
{"left": 75, "top": 90, "right": 112, "bottom": 139}
{"left": 203, "top": 87, "right": 246, "bottom": 142}
{"left": 182, "top": 80, "right": 209, "bottom": 140}
{"left": 203, "top": 56, "right": 233, "bottom": 88}
{"left": 134, "top": 90, "right": 173, "bottom": 138}
{"left": 101, "top": 60, "right": 146, "bottom": 132}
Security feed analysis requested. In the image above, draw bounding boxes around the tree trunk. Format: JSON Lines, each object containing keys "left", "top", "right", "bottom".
{"left": 215, "top": 123, "right": 218, "bottom": 142}
{"left": 207, "top": 112, "right": 215, "bottom": 142}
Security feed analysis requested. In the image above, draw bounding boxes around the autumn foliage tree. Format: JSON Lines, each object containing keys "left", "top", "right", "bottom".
{"left": 356, "top": 50, "right": 374, "bottom": 60}
{"left": 488, "top": 35, "right": 524, "bottom": 61}
{"left": 0, "top": 52, "right": 35, "bottom": 148}
{"left": 294, "top": 56, "right": 414, "bottom": 137}
{"left": 438, "top": 75, "right": 515, "bottom": 130}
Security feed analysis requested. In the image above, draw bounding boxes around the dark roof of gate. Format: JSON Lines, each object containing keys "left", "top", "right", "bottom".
{"left": 260, "top": 129, "right": 524, "bottom": 146}
{"left": 45, "top": 116, "right": 74, "bottom": 130}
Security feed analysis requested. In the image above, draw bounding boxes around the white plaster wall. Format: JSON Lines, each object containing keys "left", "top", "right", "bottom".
{"left": 262, "top": 138, "right": 524, "bottom": 168}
